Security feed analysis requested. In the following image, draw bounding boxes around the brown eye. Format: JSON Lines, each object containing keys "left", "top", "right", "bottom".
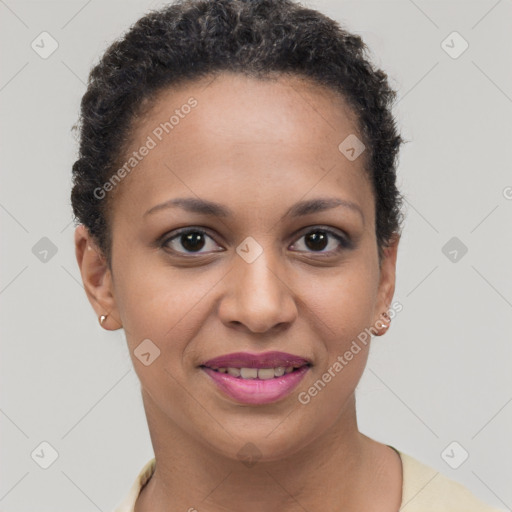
{"left": 304, "top": 231, "right": 329, "bottom": 251}
{"left": 162, "top": 228, "right": 223, "bottom": 255}
{"left": 290, "top": 228, "right": 350, "bottom": 254}
{"left": 181, "top": 232, "right": 206, "bottom": 252}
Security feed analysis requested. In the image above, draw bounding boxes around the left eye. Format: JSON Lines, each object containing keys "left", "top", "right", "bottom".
{"left": 290, "top": 228, "right": 349, "bottom": 254}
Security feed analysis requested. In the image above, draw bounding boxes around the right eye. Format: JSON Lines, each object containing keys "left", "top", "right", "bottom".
{"left": 161, "top": 228, "right": 225, "bottom": 256}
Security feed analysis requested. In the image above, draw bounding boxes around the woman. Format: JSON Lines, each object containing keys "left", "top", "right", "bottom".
{"left": 71, "top": 0, "right": 504, "bottom": 510}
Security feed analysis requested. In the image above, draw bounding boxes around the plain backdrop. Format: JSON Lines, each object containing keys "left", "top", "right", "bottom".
{"left": 1, "top": 0, "right": 511, "bottom": 511}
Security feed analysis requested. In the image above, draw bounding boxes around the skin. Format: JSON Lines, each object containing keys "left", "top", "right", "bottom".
{"left": 75, "top": 72, "right": 402, "bottom": 511}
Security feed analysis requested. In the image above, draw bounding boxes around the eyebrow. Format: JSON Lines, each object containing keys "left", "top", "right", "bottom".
{"left": 144, "top": 196, "right": 364, "bottom": 224}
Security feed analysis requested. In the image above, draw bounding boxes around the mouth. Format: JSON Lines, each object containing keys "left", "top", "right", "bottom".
{"left": 199, "top": 350, "right": 312, "bottom": 379}
{"left": 199, "top": 351, "right": 312, "bottom": 405}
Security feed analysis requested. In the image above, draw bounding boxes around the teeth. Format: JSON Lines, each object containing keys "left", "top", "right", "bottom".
{"left": 212, "top": 366, "right": 300, "bottom": 379}
{"left": 273, "top": 366, "right": 285, "bottom": 377}
{"left": 256, "top": 368, "right": 275, "bottom": 380}
{"left": 227, "top": 367, "right": 241, "bottom": 377}
{"left": 240, "top": 368, "right": 258, "bottom": 379}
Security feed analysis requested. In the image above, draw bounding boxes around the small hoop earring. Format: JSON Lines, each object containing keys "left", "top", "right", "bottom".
{"left": 99, "top": 314, "right": 108, "bottom": 326}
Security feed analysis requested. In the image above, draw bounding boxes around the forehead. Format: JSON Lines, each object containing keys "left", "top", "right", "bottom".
{"left": 137, "top": 72, "right": 361, "bottom": 157}
{"left": 109, "top": 72, "right": 373, "bottom": 221}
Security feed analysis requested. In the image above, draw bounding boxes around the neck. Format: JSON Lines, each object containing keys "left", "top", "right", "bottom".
{"left": 135, "top": 389, "right": 401, "bottom": 512}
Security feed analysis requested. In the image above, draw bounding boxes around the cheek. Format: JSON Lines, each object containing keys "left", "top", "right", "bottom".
{"left": 113, "top": 272, "right": 208, "bottom": 404}
{"left": 295, "top": 271, "right": 376, "bottom": 424}
{"left": 303, "top": 264, "right": 378, "bottom": 345}
{"left": 112, "top": 253, "right": 221, "bottom": 359}
{"left": 297, "top": 263, "right": 377, "bottom": 393}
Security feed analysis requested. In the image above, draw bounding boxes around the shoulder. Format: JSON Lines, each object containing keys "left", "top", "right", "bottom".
{"left": 397, "top": 449, "right": 504, "bottom": 512}
{"left": 111, "top": 457, "right": 156, "bottom": 512}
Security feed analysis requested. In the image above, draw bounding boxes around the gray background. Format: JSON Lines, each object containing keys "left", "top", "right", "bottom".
{"left": 1, "top": 0, "right": 511, "bottom": 510}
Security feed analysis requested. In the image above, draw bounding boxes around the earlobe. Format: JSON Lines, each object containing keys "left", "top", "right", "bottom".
{"left": 74, "top": 224, "right": 122, "bottom": 330}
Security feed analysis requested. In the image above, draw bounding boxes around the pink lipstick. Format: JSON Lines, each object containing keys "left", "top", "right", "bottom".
{"left": 200, "top": 351, "right": 311, "bottom": 405}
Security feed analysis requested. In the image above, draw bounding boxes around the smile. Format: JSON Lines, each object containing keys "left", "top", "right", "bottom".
{"left": 200, "top": 364, "right": 310, "bottom": 405}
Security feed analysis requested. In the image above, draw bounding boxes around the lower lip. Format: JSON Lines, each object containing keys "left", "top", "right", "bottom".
{"left": 201, "top": 366, "right": 310, "bottom": 405}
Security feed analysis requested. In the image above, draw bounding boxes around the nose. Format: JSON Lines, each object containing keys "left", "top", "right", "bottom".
{"left": 218, "top": 247, "right": 298, "bottom": 334}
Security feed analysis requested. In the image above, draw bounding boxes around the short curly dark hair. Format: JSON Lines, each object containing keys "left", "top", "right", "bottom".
{"left": 70, "top": 0, "right": 405, "bottom": 268}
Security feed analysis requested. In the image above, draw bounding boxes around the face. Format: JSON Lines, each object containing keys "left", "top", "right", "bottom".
{"left": 75, "top": 72, "right": 399, "bottom": 461}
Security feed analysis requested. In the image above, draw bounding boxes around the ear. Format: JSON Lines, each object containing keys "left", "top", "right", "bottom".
{"left": 372, "top": 233, "right": 400, "bottom": 335}
{"left": 74, "top": 224, "right": 122, "bottom": 330}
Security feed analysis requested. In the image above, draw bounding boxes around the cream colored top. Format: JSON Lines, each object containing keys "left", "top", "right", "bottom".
{"left": 111, "top": 448, "right": 505, "bottom": 511}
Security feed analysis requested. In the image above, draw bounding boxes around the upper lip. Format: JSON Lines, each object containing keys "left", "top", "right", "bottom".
{"left": 200, "top": 351, "right": 312, "bottom": 369}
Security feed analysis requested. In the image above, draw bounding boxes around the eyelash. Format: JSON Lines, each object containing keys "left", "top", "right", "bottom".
{"left": 159, "top": 226, "right": 352, "bottom": 257}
